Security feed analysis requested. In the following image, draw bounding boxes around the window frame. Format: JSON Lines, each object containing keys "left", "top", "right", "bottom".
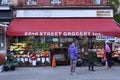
{"left": 26, "top": 0, "right": 37, "bottom": 5}
{"left": 51, "top": 0, "right": 62, "bottom": 5}
{"left": 96, "top": 0, "right": 102, "bottom": 4}
{"left": 1, "top": 0, "right": 10, "bottom": 5}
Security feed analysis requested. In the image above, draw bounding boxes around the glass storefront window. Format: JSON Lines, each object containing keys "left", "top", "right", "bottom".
{"left": 0, "top": 27, "right": 5, "bottom": 51}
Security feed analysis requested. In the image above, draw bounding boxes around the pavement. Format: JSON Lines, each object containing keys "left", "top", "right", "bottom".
{"left": 0, "top": 66, "right": 120, "bottom": 80}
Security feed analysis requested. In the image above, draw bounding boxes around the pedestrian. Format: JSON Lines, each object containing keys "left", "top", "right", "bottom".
{"left": 88, "top": 49, "right": 96, "bottom": 71}
{"left": 105, "top": 40, "right": 112, "bottom": 70}
{"left": 68, "top": 41, "right": 78, "bottom": 75}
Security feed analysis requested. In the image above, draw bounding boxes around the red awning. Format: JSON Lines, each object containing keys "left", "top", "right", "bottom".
{"left": 7, "top": 18, "right": 120, "bottom": 36}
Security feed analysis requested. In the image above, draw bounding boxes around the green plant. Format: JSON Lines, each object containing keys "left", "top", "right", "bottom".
{"left": 40, "top": 43, "right": 49, "bottom": 51}
{"left": 29, "top": 48, "right": 34, "bottom": 55}
{"left": 3, "top": 54, "right": 18, "bottom": 71}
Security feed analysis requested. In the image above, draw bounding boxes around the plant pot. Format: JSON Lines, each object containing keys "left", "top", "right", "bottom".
{"left": 11, "top": 66, "right": 15, "bottom": 71}
{"left": 32, "top": 60, "right": 36, "bottom": 66}
{"left": 3, "top": 66, "right": 10, "bottom": 71}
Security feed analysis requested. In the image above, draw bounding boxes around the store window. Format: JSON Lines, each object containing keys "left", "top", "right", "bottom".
{"left": 0, "top": 27, "right": 5, "bottom": 51}
{"left": 96, "top": 0, "right": 102, "bottom": 4}
{"left": 51, "top": 0, "right": 61, "bottom": 5}
{"left": 1, "top": 0, "right": 10, "bottom": 5}
{"left": 26, "top": 0, "right": 37, "bottom": 5}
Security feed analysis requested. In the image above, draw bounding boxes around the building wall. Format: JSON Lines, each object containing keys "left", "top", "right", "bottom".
{"left": 10, "top": 0, "right": 108, "bottom": 7}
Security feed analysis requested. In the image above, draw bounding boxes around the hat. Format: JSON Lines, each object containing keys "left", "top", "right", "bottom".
{"left": 105, "top": 40, "right": 110, "bottom": 43}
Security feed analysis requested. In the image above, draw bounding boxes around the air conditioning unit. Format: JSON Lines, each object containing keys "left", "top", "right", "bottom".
{"left": 51, "top": 0, "right": 61, "bottom": 5}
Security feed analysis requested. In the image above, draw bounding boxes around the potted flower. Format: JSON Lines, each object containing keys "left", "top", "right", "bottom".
{"left": 30, "top": 53, "right": 37, "bottom": 66}
{"left": 3, "top": 54, "right": 18, "bottom": 71}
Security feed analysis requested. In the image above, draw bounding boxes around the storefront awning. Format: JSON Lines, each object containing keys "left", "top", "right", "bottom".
{"left": 7, "top": 18, "right": 120, "bottom": 36}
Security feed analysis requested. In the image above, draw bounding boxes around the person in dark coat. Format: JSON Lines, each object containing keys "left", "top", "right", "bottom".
{"left": 88, "top": 50, "right": 96, "bottom": 71}
{"left": 105, "top": 40, "right": 112, "bottom": 70}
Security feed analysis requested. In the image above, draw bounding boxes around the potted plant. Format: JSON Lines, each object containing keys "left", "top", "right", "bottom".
{"left": 3, "top": 54, "right": 18, "bottom": 71}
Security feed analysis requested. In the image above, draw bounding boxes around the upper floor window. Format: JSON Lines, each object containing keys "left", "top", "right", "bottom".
{"left": 51, "top": 0, "right": 61, "bottom": 5}
{"left": 1, "top": 0, "right": 10, "bottom": 5}
{"left": 26, "top": 0, "right": 37, "bottom": 5}
{"left": 95, "top": 0, "right": 102, "bottom": 4}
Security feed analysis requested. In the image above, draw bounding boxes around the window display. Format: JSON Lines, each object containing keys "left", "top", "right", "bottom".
{"left": 7, "top": 36, "right": 76, "bottom": 66}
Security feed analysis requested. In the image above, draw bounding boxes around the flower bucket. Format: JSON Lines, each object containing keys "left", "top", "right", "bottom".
{"left": 0, "top": 65, "right": 3, "bottom": 72}
{"left": 29, "top": 58, "right": 32, "bottom": 63}
{"left": 32, "top": 60, "right": 36, "bottom": 66}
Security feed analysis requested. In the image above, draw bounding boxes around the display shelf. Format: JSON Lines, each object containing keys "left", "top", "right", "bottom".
{"left": 50, "top": 47, "right": 69, "bottom": 66}
{"left": 16, "top": 55, "right": 50, "bottom": 67}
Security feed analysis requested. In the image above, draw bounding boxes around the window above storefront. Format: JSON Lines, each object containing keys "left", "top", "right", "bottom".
{"left": 96, "top": 0, "right": 102, "bottom": 4}
{"left": 26, "top": 0, "right": 37, "bottom": 5}
{"left": 0, "top": 0, "right": 10, "bottom": 5}
{"left": 51, "top": 0, "right": 61, "bottom": 5}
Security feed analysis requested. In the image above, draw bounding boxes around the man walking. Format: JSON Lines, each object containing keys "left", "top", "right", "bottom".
{"left": 68, "top": 41, "right": 78, "bottom": 75}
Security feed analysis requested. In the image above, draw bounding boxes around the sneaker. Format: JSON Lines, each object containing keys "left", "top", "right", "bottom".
{"left": 91, "top": 70, "right": 95, "bottom": 71}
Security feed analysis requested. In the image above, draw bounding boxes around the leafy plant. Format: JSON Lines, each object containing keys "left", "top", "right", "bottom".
{"left": 107, "top": 0, "right": 120, "bottom": 13}
{"left": 40, "top": 43, "right": 49, "bottom": 51}
{"left": 3, "top": 54, "right": 18, "bottom": 71}
{"left": 114, "top": 13, "right": 120, "bottom": 24}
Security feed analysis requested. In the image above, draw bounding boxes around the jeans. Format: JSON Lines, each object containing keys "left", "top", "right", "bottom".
{"left": 70, "top": 59, "right": 77, "bottom": 73}
{"left": 88, "top": 62, "right": 94, "bottom": 71}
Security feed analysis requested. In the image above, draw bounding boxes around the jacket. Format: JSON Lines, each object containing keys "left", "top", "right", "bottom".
{"left": 88, "top": 51, "right": 96, "bottom": 62}
{"left": 68, "top": 44, "right": 78, "bottom": 60}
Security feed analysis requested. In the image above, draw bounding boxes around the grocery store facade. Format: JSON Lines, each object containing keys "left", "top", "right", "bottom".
{"left": 5, "top": 5, "right": 120, "bottom": 66}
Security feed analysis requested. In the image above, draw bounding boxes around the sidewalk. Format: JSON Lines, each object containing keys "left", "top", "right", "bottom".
{"left": 0, "top": 66, "right": 120, "bottom": 80}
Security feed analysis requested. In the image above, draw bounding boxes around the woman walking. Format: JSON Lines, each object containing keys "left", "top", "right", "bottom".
{"left": 105, "top": 40, "right": 112, "bottom": 70}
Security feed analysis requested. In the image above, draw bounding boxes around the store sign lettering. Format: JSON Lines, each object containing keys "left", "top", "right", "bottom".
{"left": 24, "top": 32, "right": 102, "bottom": 36}
{"left": 96, "top": 36, "right": 115, "bottom": 40}
{"left": 24, "top": 32, "right": 39, "bottom": 36}
{"left": 96, "top": 10, "right": 111, "bottom": 17}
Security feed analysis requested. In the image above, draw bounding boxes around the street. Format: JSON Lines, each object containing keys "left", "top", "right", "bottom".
{"left": 0, "top": 66, "right": 120, "bottom": 80}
